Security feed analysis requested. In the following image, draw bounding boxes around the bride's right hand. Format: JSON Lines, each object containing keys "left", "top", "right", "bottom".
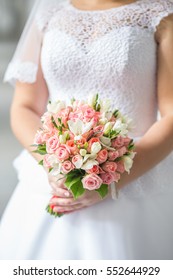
{"left": 47, "top": 173, "right": 73, "bottom": 198}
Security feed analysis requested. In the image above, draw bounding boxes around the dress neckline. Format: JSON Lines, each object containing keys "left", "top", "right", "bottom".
{"left": 67, "top": 0, "right": 141, "bottom": 13}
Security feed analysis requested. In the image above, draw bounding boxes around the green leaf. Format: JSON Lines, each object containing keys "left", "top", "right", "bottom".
{"left": 70, "top": 180, "right": 85, "bottom": 199}
{"left": 46, "top": 205, "right": 63, "bottom": 218}
{"left": 33, "top": 149, "right": 47, "bottom": 155}
{"left": 51, "top": 116, "right": 59, "bottom": 129}
{"left": 38, "top": 160, "right": 44, "bottom": 166}
{"left": 96, "top": 184, "right": 108, "bottom": 199}
{"left": 58, "top": 118, "right": 62, "bottom": 124}
{"left": 65, "top": 175, "right": 82, "bottom": 190}
{"left": 113, "top": 109, "right": 119, "bottom": 118}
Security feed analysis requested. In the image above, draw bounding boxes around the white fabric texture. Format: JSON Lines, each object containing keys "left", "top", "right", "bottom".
{"left": 1, "top": 0, "right": 173, "bottom": 259}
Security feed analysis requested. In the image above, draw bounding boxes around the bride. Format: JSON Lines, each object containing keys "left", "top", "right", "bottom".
{"left": 0, "top": 0, "right": 173, "bottom": 260}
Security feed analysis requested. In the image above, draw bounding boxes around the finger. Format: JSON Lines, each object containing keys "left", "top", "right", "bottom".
{"left": 49, "top": 197, "right": 78, "bottom": 206}
{"left": 49, "top": 180, "right": 67, "bottom": 190}
{"left": 53, "top": 203, "right": 84, "bottom": 213}
{"left": 51, "top": 187, "right": 73, "bottom": 198}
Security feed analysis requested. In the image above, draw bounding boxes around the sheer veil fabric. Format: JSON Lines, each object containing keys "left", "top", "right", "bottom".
{"left": 4, "top": 0, "right": 53, "bottom": 85}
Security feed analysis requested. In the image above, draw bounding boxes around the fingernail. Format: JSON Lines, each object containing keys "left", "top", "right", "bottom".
{"left": 64, "top": 191, "right": 70, "bottom": 197}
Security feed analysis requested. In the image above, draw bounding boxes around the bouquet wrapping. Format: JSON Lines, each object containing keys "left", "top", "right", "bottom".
{"left": 33, "top": 94, "right": 135, "bottom": 217}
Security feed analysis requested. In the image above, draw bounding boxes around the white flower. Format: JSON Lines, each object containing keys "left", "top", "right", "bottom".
{"left": 123, "top": 155, "right": 134, "bottom": 174}
{"left": 81, "top": 159, "right": 99, "bottom": 170}
{"left": 91, "top": 142, "right": 102, "bottom": 154}
{"left": 99, "top": 118, "right": 108, "bottom": 125}
{"left": 113, "top": 119, "right": 128, "bottom": 137}
{"left": 100, "top": 136, "right": 115, "bottom": 151}
{"left": 103, "top": 122, "right": 113, "bottom": 135}
{"left": 117, "top": 113, "right": 134, "bottom": 131}
{"left": 59, "top": 134, "right": 66, "bottom": 144}
{"left": 87, "top": 94, "right": 98, "bottom": 108}
{"left": 47, "top": 100, "right": 66, "bottom": 114}
{"left": 50, "top": 164, "right": 62, "bottom": 176}
{"left": 68, "top": 119, "right": 93, "bottom": 136}
{"left": 104, "top": 111, "right": 113, "bottom": 121}
{"left": 100, "top": 99, "right": 111, "bottom": 113}
{"left": 73, "top": 159, "right": 83, "bottom": 169}
{"left": 83, "top": 153, "right": 96, "bottom": 162}
{"left": 74, "top": 135, "right": 83, "bottom": 141}
{"left": 80, "top": 149, "right": 87, "bottom": 157}
{"left": 100, "top": 136, "right": 111, "bottom": 146}
{"left": 48, "top": 154, "right": 60, "bottom": 167}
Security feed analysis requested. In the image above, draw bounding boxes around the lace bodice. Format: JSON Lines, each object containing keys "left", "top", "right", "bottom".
{"left": 5, "top": 0, "right": 173, "bottom": 138}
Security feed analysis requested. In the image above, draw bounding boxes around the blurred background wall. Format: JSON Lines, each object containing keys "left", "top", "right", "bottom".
{"left": 0, "top": 0, "right": 34, "bottom": 217}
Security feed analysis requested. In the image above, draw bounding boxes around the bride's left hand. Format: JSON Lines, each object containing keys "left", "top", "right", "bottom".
{"left": 49, "top": 175, "right": 110, "bottom": 214}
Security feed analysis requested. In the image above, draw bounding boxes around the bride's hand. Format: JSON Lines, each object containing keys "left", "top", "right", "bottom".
{"left": 48, "top": 174, "right": 110, "bottom": 214}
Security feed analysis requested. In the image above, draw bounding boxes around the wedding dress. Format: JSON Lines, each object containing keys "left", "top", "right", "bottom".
{"left": 1, "top": 0, "right": 173, "bottom": 260}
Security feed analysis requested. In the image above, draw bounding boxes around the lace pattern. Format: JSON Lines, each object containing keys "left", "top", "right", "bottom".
{"left": 36, "top": 0, "right": 173, "bottom": 34}
{"left": 4, "top": 61, "right": 38, "bottom": 85}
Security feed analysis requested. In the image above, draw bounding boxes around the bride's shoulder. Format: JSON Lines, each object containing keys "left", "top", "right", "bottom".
{"left": 138, "top": 0, "right": 173, "bottom": 32}
{"left": 35, "top": 0, "right": 67, "bottom": 32}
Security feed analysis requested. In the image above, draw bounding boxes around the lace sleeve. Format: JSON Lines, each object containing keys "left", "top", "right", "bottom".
{"left": 150, "top": 0, "right": 173, "bottom": 32}
{"left": 3, "top": 0, "right": 60, "bottom": 86}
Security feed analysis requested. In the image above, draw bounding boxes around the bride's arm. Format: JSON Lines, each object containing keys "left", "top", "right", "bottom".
{"left": 11, "top": 61, "right": 73, "bottom": 199}
{"left": 117, "top": 14, "right": 173, "bottom": 189}
{"left": 11, "top": 61, "right": 49, "bottom": 162}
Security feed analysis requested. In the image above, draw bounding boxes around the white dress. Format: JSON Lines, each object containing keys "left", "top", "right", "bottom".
{"left": 1, "top": 0, "right": 173, "bottom": 260}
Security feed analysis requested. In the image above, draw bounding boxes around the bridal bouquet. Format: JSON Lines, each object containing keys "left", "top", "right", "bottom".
{"left": 33, "top": 94, "right": 135, "bottom": 217}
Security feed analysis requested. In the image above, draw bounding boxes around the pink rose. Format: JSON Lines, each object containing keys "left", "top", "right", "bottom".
{"left": 46, "top": 136, "right": 59, "bottom": 153}
{"left": 118, "top": 146, "right": 127, "bottom": 157}
{"left": 116, "top": 161, "right": 125, "bottom": 173}
{"left": 61, "top": 160, "right": 75, "bottom": 174}
{"left": 82, "top": 174, "right": 103, "bottom": 190}
{"left": 111, "top": 136, "right": 124, "bottom": 148}
{"left": 102, "top": 161, "right": 117, "bottom": 173}
{"left": 108, "top": 151, "right": 119, "bottom": 161}
{"left": 75, "top": 136, "right": 86, "bottom": 147}
{"left": 84, "top": 107, "right": 96, "bottom": 119}
{"left": 96, "top": 149, "right": 108, "bottom": 164}
{"left": 86, "top": 165, "right": 100, "bottom": 174}
{"left": 100, "top": 172, "right": 117, "bottom": 185}
{"left": 66, "top": 140, "right": 78, "bottom": 154}
{"left": 42, "top": 132, "right": 53, "bottom": 142}
{"left": 56, "top": 145, "right": 70, "bottom": 161}
{"left": 72, "top": 154, "right": 83, "bottom": 168}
